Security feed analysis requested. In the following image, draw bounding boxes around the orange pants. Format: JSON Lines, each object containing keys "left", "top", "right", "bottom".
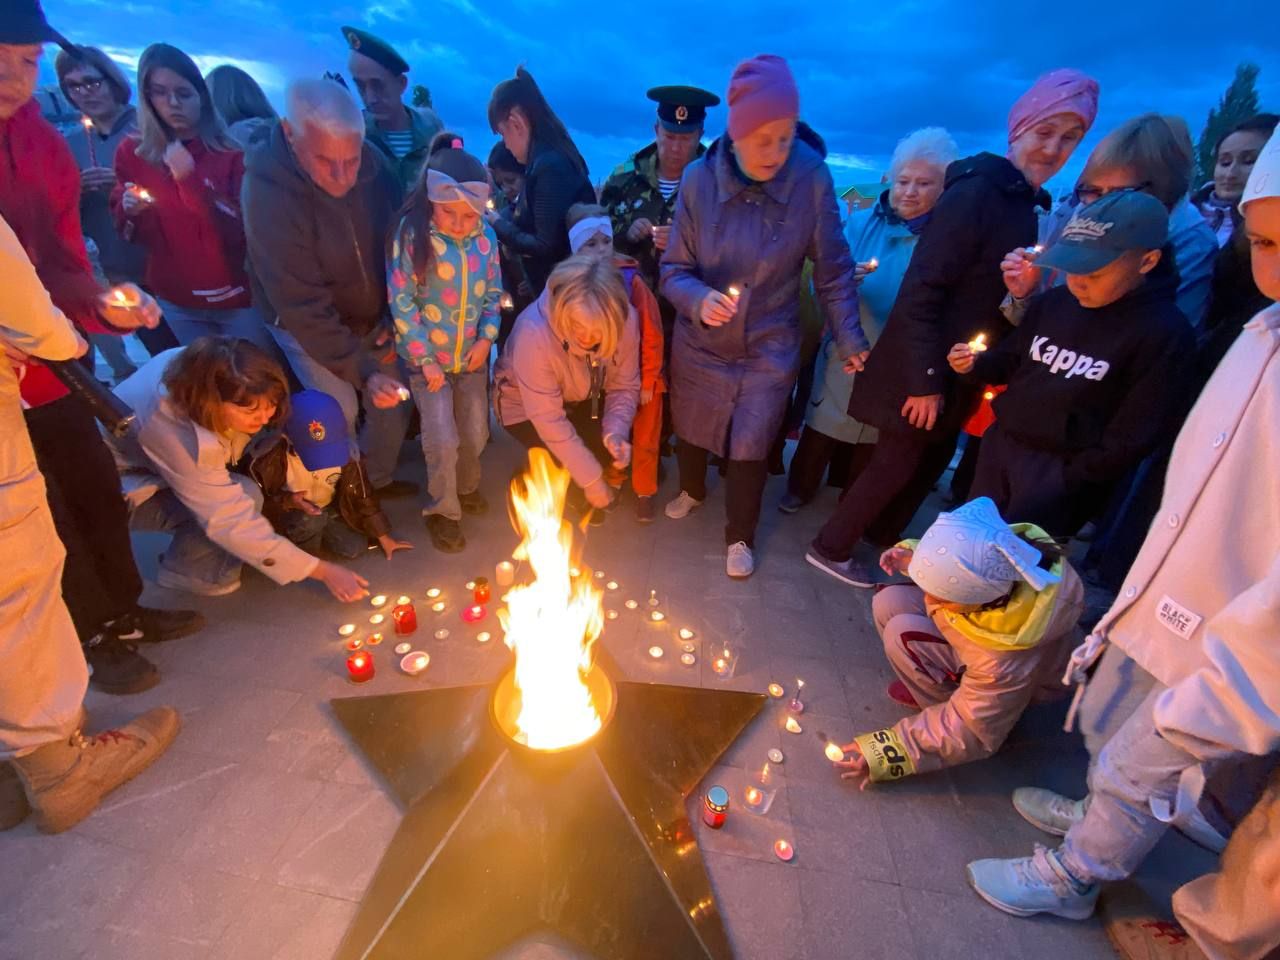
{"left": 606, "top": 394, "right": 663, "bottom": 497}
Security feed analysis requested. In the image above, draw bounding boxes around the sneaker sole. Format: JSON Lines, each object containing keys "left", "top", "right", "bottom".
{"left": 1011, "top": 799, "right": 1073, "bottom": 838}
{"left": 804, "top": 551, "right": 875, "bottom": 588}
{"left": 155, "top": 571, "right": 241, "bottom": 597}
{"left": 664, "top": 500, "right": 703, "bottom": 520}
{"left": 726, "top": 568, "right": 753, "bottom": 580}
{"left": 89, "top": 669, "right": 162, "bottom": 697}
{"left": 965, "top": 868, "right": 1096, "bottom": 920}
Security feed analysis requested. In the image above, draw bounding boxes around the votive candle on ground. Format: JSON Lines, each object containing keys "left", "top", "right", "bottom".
{"left": 472, "top": 578, "right": 490, "bottom": 605}
{"left": 366, "top": 632, "right": 383, "bottom": 646}
{"left": 824, "top": 742, "right": 845, "bottom": 762}
{"left": 767, "top": 682, "right": 785, "bottom": 698}
{"left": 392, "top": 603, "right": 418, "bottom": 636}
{"left": 396, "top": 595, "right": 412, "bottom": 607}
{"left": 461, "top": 604, "right": 486, "bottom": 623}
{"left": 370, "top": 594, "right": 388, "bottom": 608}
{"left": 425, "top": 587, "right": 442, "bottom": 599}
{"left": 702, "top": 786, "right": 729, "bottom": 829}
{"left": 399, "top": 651, "right": 429, "bottom": 676}
{"left": 768, "top": 748, "right": 785, "bottom": 764}
{"left": 773, "top": 839, "right": 795, "bottom": 862}
{"left": 784, "top": 716, "right": 803, "bottom": 734}
{"left": 394, "top": 642, "right": 412, "bottom": 655}
{"left": 465, "top": 579, "right": 476, "bottom": 591}
{"left": 434, "top": 628, "right": 449, "bottom": 640}
{"left": 606, "top": 610, "right": 619, "bottom": 621}
{"left": 647, "top": 645, "right": 664, "bottom": 659}
{"left": 649, "top": 610, "right": 665, "bottom": 622}
{"left": 624, "top": 599, "right": 638, "bottom": 610}
{"left": 606, "top": 580, "right": 619, "bottom": 591}
{"left": 338, "top": 623, "right": 357, "bottom": 638}
{"left": 476, "top": 631, "right": 491, "bottom": 643}
{"left": 369, "top": 613, "right": 386, "bottom": 626}
{"left": 495, "top": 561, "right": 515, "bottom": 587}
{"left": 648, "top": 590, "right": 660, "bottom": 607}
{"left": 344, "top": 636, "right": 364, "bottom": 651}
{"left": 346, "top": 651, "right": 374, "bottom": 683}
{"left": 431, "top": 601, "right": 446, "bottom": 613}
{"left": 678, "top": 628, "right": 696, "bottom": 641}
{"left": 680, "top": 652, "right": 696, "bottom": 666}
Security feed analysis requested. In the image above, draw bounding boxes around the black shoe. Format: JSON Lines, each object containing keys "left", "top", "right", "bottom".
{"left": 425, "top": 514, "right": 466, "bottom": 553}
{"left": 83, "top": 633, "right": 160, "bottom": 696}
{"left": 129, "top": 607, "right": 206, "bottom": 644}
{"left": 375, "top": 480, "right": 419, "bottom": 499}
{"left": 459, "top": 490, "right": 489, "bottom": 516}
{"left": 635, "top": 496, "right": 656, "bottom": 524}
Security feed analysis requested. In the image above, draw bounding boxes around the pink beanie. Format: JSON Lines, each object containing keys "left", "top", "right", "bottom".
{"left": 1007, "top": 68, "right": 1101, "bottom": 144}
{"left": 727, "top": 54, "right": 800, "bottom": 141}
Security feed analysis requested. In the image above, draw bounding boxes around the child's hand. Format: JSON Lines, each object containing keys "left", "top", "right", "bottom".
{"left": 367, "top": 371, "right": 409, "bottom": 408}
{"left": 465, "top": 339, "right": 492, "bottom": 373}
{"left": 603, "top": 433, "right": 632, "bottom": 469}
{"left": 842, "top": 350, "right": 869, "bottom": 374}
{"left": 286, "top": 491, "right": 323, "bottom": 516}
{"left": 377, "top": 534, "right": 413, "bottom": 560}
{"left": 947, "top": 343, "right": 976, "bottom": 374}
{"left": 420, "top": 362, "right": 445, "bottom": 393}
{"left": 879, "top": 546, "right": 913, "bottom": 575}
{"left": 1001, "top": 247, "right": 1042, "bottom": 300}
{"left": 834, "top": 741, "right": 872, "bottom": 791}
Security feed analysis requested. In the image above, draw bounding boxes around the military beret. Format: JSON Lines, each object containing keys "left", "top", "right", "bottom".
{"left": 647, "top": 85, "right": 720, "bottom": 134}
{"left": 342, "top": 25, "right": 410, "bottom": 75}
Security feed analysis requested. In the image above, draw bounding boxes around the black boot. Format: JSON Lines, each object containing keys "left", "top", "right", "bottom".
{"left": 127, "top": 607, "right": 206, "bottom": 644}
{"left": 425, "top": 514, "right": 466, "bottom": 553}
{"left": 83, "top": 631, "right": 160, "bottom": 696}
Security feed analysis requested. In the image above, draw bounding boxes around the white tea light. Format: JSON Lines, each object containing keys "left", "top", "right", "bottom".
{"left": 680, "top": 652, "right": 696, "bottom": 667}
{"left": 784, "top": 716, "right": 803, "bottom": 734}
{"left": 370, "top": 594, "right": 388, "bottom": 608}
{"left": 476, "top": 631, "right": 491, "bottom": 643}
{"left": 338, "top": 623, "right": 357, "bottom": 637}
{"left": 394, "top": 642, "right": 412, "bottom": 655}
{"left": 434, "top": 628, "right": 449, "bottom": 640}
{"left": 767, "top": 748, "right": 784, "bottom": 764}
{"left": 649, "top": 611, "right": 665, "bottom": 622}
{"left": 678, "top": 628, "right": 696, "bottom": 641}
{"left": 369, "top": 613, "right": 385, "bottom": 626}
{"left": 624, "top": 599, "right": 638, "bottom": 610}
{"left": 425, "top": 587, "right": 442, "bottom": 599}
{"left": 767, "top": 682, "right": 785, "bottom": 698}
{"left": 396, "top": 595, "right": 412, "bottom": 606}
{"left": 647, "top": 645, "right": 664, "bottom": 659}
{"left": 399, "top": 651, "right": 430, "bottom": 676}
{"left": 824, "top": 742, "right": 845, "bottom": 763}
{"left": 431, "top": 601, "right": 446, "bottom": 613}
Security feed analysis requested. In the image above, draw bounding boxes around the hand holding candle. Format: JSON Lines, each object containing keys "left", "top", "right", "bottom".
{"left": 1000, "top": 245, "right": 1044, "bottom": 299}
{"left": 99, "top": 284, "right": 161, "bottom": 331}
{"left": 699, "top": 286, "right": 740, "bottom": 328}
{"left": 947, "top": 340, "right": 979, "bottom": 375}
{"left": 81, "top": 116, "right": 98, "bottom": 166}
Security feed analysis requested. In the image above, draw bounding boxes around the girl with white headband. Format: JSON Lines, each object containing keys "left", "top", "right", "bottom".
{"left": 388, "top": 132, "right": 504, "bottom": 554}
{"left": 565, "top": 203, "right": 666, "bottom": 523}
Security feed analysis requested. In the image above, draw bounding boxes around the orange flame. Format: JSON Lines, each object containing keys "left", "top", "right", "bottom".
{"left": 499, "top": 449, "right": 603, "bottom": 750}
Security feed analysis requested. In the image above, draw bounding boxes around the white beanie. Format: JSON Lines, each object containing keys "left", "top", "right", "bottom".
{"left": 1240, "top": 130, "right": 1280, "bottom": 213}
{"left": 907, "top": 498, "right": 1061, "bottom": 605}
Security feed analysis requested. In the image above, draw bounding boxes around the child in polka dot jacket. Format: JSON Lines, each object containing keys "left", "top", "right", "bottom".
{"left": 831, "top": 497, "right": 1084, "bottom": 788}
{"left": 388, "top": 133, "right": 504, "bottom": 553}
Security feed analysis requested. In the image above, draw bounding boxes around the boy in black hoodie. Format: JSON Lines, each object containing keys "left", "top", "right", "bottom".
{"left": 948, "top": 190, "right": 1194, "bottom": 537}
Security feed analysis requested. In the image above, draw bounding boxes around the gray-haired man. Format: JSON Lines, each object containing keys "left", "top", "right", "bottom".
{"left": 242, "top": 77, "right": 415, "bottom": 497}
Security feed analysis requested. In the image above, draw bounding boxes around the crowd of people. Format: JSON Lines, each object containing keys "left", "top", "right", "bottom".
{"left": 1, "top": 1, "right": 1278, "bottom": 957}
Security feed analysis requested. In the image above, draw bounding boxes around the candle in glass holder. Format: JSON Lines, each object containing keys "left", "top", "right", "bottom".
{"left": 967, "top": 332, "right": 988, "bottom": 353}
{"left": 743, "top": 762, "right": 776, "bottom": 814}
{"left": 344, "top": 635, "right": 364, "bottom": 652}
{"left": 495, "top": 561, "right": 515, "bottom": 587}
{"left": 702, "top": 785, "right": 729, "bottom": 829}
{"left": 744, "top": 785, "right": 764, "bottom": 809}
{"left": 461, "top": 604, "right": 486, "bottom": 623}
{"left": 370, "top": 594, "right": 388, "bottom": 608}
{"left": 366, "top": 632, "right": 383, "bottom": 646}
{"left": 472, "top": 577, "right": 490, "bottom": 605}
{"left": 399, "top": 651, "right": 429, "bottom": 676}
{"left": 346, "top": 650, "right": 374, "bottom": 683}
{"left": 392, "top": 603, "right": 417, "bottom": 635}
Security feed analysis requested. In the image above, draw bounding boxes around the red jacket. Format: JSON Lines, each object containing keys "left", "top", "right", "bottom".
{"left": 0, "top": 100, "right": 115, "bottom": 407}
{"left": 111, "top": 137, "right": 251, "bottom": 309}
{"left": 616, "top": 256, "right": 665, "bottom": 395}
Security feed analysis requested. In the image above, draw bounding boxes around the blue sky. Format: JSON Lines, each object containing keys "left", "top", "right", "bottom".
{"left": 42, "top": 0, "right": 1279, "bottom": 193}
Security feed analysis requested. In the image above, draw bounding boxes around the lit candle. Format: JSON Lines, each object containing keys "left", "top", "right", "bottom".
{"left": 824, "top": 742, "right": 845, "bottom": 763}
{"left": 678, "top": 627, "right": 696, "bottom": 641}
{"left": 1029, "top": 244, "right": 1044, "bottom": 256}
{"left": 495, "top": 561, "right": 515, "bottom": 587}
{"left": 727, "top": 285, "right": 741, "bottom": 300}
{"left": 767, "top": 748, "right": 784, "bottom": 764}
{"left": 648, "top": 590, "right": 660, "bottom": 607}
{"left": 399, "top": 651, "right": 429, "bottom": 676}
{"left": 476, "top": 631, "right": 491, "bottom": 643}
{"left": 789, "top": 677, "right": 806, "bottom": 714}
{"left": 344, "top": 635, "right": 364, "bottom": 652}
{"left": 784, "top": 716, "right": 803, "bottom": 734}
{"left": 606, "top": 610, "right": 619, "bottom": 621}
{"left": 434, "top": 628, "right": 449, "bottom": 640}
{"left": 744, "top": 786, "right": 764, "bottom": 809}
{"left": 866, "top": 257, "right": 879, "bottom": 271}
{"left": 395, "top": 386, "right": 411, "bottom": 402}
{"left": 486, "top": 198, "right": 495, "bottom": 211}
{"left": 983, "top": 390, "right": 996, "bottom": 401}
{"left": 767, "top": 682, "right": 785, "bottom": 698}
{"left": 647, "top": 645, "right": 664, "bottom": 659}
{"left": 431, "top": 601, "right": 446, "bottom": 613}
{"left": 773, "top": 839, "right": 795, "bottom": 862}
{"left": 394, "top": 641, "right": 412, "bottom": 655}
{"left": 606, "top": 580, "right": 619, "bottom": 591}
{"left": 366, "top": 632, "right": 383, "bottom": 646}
{"left": 472, "top": 577, "right": 490, "bottom": 605}
{"left": 106, "top": 285, "right": 140, "bottom": 308}
{"left": 392, "top": 603, "right": 417, "bottom": 636}
{"left": 702, "top": 785, "right": 729, "bottom": 829}
{"left": 967, "top": 332, "right": 988, "bottom": 353}
{"left": 680, "top": 652, "right": 696, "bottom": 666}
{"left": 649, "top": 610, "right": 665, "bottom": 623}
{"left": 396, "top": 595, "right": 412, "bottom": 607}
{"left": 624, "top": 599, "right": 638, "bottom": 610}
{"left": 593, "top": 570, "right": 606, "bottom": 581}
{"left": 369, "top": 613, "right": 386, "bottom": 626}
{"left": 135, "top": 187, "right": 154, "bottom": 205}
{"left": 81, "top": 116, "right": 97, "bottom": 166}
{"left": 338, "top": 623, "right": 357, "bottom": 638}
{"left": 425, "top": 587, "right": 442, "bottom": 599}
{"left": 370, "top": 594, "right": 388, "bottom": 608}
{"left": 712, "top": 657, "right": 730, "bottom": 675}
{"left": 346, "top": 651, "right": 374, "bottom": 683}
{"left": 461, "top": 604, "right": 486, "bottom": 623}
{"left": 569, "top": 568, "right": 580, "bottom": 579}
{"left": 465, "top": 579, "right": 477, "bottom": 590}
{"left": 499, "top": 292, "right": 514, "bottom": 310}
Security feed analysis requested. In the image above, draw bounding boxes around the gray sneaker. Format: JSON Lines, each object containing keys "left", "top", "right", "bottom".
{"left": 805, "top": 548, "right": 877, "bottom": 587}
{"left": 1012, "top": 787, "right": 1088, "bottom": 836}
{"left": 726, "top": 541, "right": 755, "bottom": 579}
{"left": 664, "top": 491, "right": 704, "bottom": 519}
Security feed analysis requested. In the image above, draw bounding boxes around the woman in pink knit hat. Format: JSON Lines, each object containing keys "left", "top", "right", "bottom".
{"left": 661, "top": 54, "right": 870, "bottom": 580}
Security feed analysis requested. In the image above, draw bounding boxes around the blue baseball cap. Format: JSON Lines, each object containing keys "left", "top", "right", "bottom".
{"left": 284, "top": 390, "right": 349, "bottom": 471}
{"left": 1038, "top": 190, "right": 1169, "bottom": 276}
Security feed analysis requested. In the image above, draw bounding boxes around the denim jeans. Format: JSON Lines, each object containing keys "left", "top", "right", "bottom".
{"left": 278, "top": 506, "right": 367, "bottom": 559}
{"left": 130, "top": 483, "right": 254, "bottom": 591}
{"left": 266, "top": 325, "right": 412, "bottom": 490}
{"left": 158, "top": 299, "right": 276, "bottom": 354}
{"left": 409, "top": 368, "right": 488, "bottom": 521}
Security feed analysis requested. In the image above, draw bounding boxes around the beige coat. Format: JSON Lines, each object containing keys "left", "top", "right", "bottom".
{"left": 0, "top": 214, "right": 90, "bottom": 757}
{"left": 1083, "top": 304, "right": 1280, "bottom": 763}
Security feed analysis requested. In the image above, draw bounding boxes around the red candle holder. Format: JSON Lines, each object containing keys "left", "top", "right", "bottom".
{"left": 702, "top": 785, "right": 729, "bottom": 829}
{"left": 461, "top": 604, "right": 486, "bottom": 624}
{"left": 472, "top": 577, "right": 491, "bottom": 605}
{"left": 392, "top": 603, "right": 418, "bottom": 636}
{"left": 346, "top": 650, "right": 375, "bottom": 683}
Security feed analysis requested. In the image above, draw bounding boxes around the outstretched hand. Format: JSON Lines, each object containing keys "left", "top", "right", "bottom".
{"left": 834, "top": 742, "right": 872, "bottom": 791}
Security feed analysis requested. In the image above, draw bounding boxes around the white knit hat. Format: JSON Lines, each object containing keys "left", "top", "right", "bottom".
{"left": 1240, "top": 130, "right": 1280, "bottom": 213}
{"left": 907, "top": 498, "right": 1060, "bottom": 605}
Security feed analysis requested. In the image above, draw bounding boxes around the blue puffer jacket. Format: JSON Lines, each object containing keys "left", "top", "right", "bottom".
{"left": 660, "top": 137, "right": 867, "bottom": 460}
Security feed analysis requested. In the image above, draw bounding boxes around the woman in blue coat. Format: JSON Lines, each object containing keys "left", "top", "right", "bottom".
{"left": 660, "top": 55, "right": 869, "bottom": 579}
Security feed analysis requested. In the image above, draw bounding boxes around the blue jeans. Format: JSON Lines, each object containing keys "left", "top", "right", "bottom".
{"left": 158, "top": 299, "right": 276, "bottom": 354}
{"left": 278, "top": 507, "right": 367, "bottom": 559}
{"left": 266, "top": 326, "right": 413, "bottom": 490}
{"left": 409, "top": 368, "right": 488, "bottom": 520}
{"left": 130, "top": 483, "right": 254, "bottom": 590}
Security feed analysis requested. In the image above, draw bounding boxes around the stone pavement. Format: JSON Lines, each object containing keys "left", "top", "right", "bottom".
{"left": 0, "top": 429, "right": 1213, "bottom": 960}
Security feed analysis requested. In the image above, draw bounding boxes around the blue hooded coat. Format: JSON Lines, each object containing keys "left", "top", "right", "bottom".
{"left": 660, "top": 137, "right": 868, "bottom": 460}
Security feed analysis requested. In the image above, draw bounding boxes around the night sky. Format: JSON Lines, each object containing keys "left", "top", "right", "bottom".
{"left": 41, "top": 0, "right": 1279, "bottom": 192}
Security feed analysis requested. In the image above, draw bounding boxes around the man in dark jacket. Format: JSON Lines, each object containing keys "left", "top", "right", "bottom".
{"left": 242, "top": 77, "right": 415, "bottom": 498}
{"left": 950, "top": 191, "right": 1194, "bottom": 536}
{"left": 807, "top": 152, "right": 1051, "bottom": 585}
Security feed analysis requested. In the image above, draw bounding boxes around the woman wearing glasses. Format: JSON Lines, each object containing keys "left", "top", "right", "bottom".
{"left": 109, "top": 44, "right": 273, "bottom": 351}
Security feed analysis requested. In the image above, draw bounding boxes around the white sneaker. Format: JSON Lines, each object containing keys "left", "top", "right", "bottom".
{"left": 726, "top": 542, "right": 754, "bottom": 579}
{"left": 1012, "top": 787, "right": 1088, "bottom": 837}
{"left": 664, "top": 491, "right": 704, "bottom": 520}
{"left": 966, "top": 844, "right": 1099, "bottom": 920}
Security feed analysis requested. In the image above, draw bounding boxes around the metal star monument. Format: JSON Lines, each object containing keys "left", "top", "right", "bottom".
{"left": 330, "top": 658, "right": 764, "bottom": 960}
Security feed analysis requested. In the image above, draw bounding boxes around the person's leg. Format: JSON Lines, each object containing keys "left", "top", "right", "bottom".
{"left": 867, "top": 431, "right": 961, "bottom": 546}
{"left": 724, "top": 458, "right": 768, "bottom": 547}
{"left": 786, "top": 426, "right": 836, "bottom": 503}
{"left": 90, "top": 333, "right": 136, "bottom": 383}
{"left": 218, "top": 306, "right": 278, "bottom": 355}
{"left": 675, "top": 439, "right": 710, "bottom": 501}
{"left": 969, "top": 426, "right": 1014, "bottom": 511}
{"left": 950, "top": 434, "right": 983, "bottom": 503}
{"left": 157, "top": 300, "right": 217, "bottom": 346}
{"left": 132, "top": 488, "right": 246, "bottom": 593}
{"left": 411, "top": 373, "right": 462, "bottom": 521}
{"left": 836, "top": 441, "right": 875, "bottom": 490}
{"left": 361, "top": 353, "right": 414, "bottom": 491}
{"left": 133, "top": 317, "right": 180, "bottom": 356}
{"left": 1172, "top": 765, "right": 1280, "bottom": 960}
{"left": 266, "top": 326, "right": 360, "bottom": 449}
{"left": 453, "top": 369, "right": 490, "bottom": 500}
{"left": 630, "top": 394, "right": 663, "bottom": 498}
{"left": 275, "top": 505, "right": 331, "bottom": 554}
{"left": 812, "top": 429, "right": 931, "bottom": 562}
{"left": 503, "top": 418, "right": 544, "bottom": 452}
{"left": 318, "top": 511, "right": 369, "bottom": 559}
{"left": 874, "top": 586, "right": 961, "bottom": 708}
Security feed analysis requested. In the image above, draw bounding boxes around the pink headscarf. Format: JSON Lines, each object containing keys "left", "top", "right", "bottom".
{"left": 1007, "top": 69, "right": 1100, "bottom": 144}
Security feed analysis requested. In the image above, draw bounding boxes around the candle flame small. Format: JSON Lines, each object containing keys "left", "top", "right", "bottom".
{"left": 648, "top": 645, "right": 664, "bottom": 659}
{"left": 867, "top": 257, "right": 879, "bottom": 270}
{"left": 396, "top": 595, "right": 411, "bottom": 606}
{"left": 338, "top": 623, "right": 356, "bottom": 637}
{"left": 486, "top": 198, "right": 495, "bottom": 210}
{"left": 81, "top": 116, "right": 93, "bottom": 129}
{"left": 727, "top": 285, "right": 741, "bottom": 299}
{"left": 745, "top": 786, "right": 762, "bottom": 805}
{"left": 476, "top": 631, "right": 491, "bottom": 643}
{"left": 1030, "top": 244, "right": 1044, "bottom": 255}
{"left": 369, "top": 613, "right": 385, "bottom": 625}
{"left": 968, "top": 333, "right": 988, "bottom": 353}
{"left": 370, "top": 594, "right": 387, "bottom": 608}
{"left": 606, "top": 580, "right": 619, "bottom": 591}
{"left": 650, "top": 610, "right": 665, "bottom": 622}
{"left": 678, "top": 627, "right": 695, "bottom": 640}
{"left": 983, "top": 390, "right": 996, "bottom": 401}
{"left": 784, "top": 716, "right": 803, "bottom": 734}
{"left": 426, "top": 587, "right": 441, "bottom": 599}
{"left": 431, "top": 601, "right": 446, "bottom": 613}
{"left": 824, "top": 742, "right": 845, "bottom": 763}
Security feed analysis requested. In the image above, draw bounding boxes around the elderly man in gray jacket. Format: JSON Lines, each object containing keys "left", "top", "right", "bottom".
{"left": 242, "top": 77, "right": 414, "bottom": 498}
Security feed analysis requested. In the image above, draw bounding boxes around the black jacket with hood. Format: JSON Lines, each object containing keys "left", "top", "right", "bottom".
{"left": 972, "top": 249, "right": 1194, "bottom": 489}
{"left": 242, "top": 123, "right": 402, "bottom": 387}
{"left": 849, "top": 152, "right": 1049, "bottom": 435}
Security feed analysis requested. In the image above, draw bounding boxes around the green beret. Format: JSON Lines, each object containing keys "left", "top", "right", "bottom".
{"left": 342, "top": 25, "right": 410, "bottom": 75}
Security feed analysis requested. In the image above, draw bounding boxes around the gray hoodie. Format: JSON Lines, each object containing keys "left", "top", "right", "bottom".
{"left": 241, "top": 123, "right": 401, "bottom": 386}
